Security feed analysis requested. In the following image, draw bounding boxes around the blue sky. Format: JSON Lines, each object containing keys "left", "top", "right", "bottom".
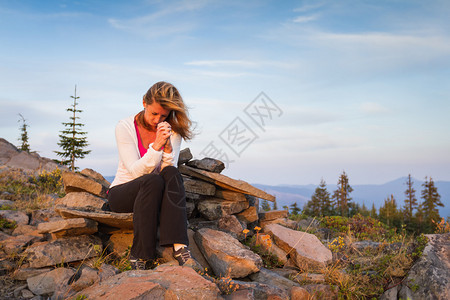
{"left": 1, "top": 0, "right": 449, "bottom": 186}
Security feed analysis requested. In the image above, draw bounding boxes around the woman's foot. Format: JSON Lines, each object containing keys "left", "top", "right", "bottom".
{"left": 173, "top": 246, "right": 193, "bottom": 266}
{"left": 129, "top": 256, "right": 148, "bottom": 270}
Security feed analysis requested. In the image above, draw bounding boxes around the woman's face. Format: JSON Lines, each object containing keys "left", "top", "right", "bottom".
{"left": 143, "top": 101, "right": 171, "bottom": 130}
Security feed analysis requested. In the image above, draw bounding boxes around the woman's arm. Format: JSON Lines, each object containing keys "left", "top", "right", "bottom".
{"left": 161, "top": 133, "right": 182, "bottom": 170}
{"left": 115, "top": 121, "right": 163, "bottom": 178}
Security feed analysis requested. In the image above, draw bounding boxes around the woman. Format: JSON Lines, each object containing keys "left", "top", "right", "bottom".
{"left": 108, "top": 81, "right": 194, "bottom": 269}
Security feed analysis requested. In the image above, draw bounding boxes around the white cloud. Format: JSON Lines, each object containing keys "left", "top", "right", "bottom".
{"left": 293, "top": 15, "right": 318, "bottom": 24}
{"left": 360, "top": 102, "right": 390, "bottom": 115}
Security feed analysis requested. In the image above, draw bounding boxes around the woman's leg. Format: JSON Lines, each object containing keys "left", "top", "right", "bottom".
{"left": 158, "top": 166, "right": 189, "bottom": 247}
{"left": 107, "top": 174, "right": 164, "bottom": 260}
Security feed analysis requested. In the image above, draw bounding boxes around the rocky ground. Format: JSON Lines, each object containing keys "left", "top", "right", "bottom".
{"left": 1, "top": 137, "right": 449, "bottom": 300}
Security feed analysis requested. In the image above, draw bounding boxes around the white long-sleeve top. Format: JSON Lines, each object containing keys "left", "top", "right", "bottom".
{"left": 109, "top": 115, "right": 182, "bottom": 188}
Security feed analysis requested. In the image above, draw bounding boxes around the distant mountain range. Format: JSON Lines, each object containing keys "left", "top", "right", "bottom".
{"left": 253, "top": 177, "right": 450, "bottom": 219}
{"left": 104, "top": 175, "right": 449, "bottom": 218}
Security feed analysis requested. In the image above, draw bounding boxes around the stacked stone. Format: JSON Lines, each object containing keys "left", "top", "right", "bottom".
{"left": 178, "top": 148, "right": 275, "bottom": 240}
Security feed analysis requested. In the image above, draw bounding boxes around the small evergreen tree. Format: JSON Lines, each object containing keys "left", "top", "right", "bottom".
{"left": 282, "top": 205, "right": 289, "bottom": 215}
{"left": 55, "top": 85, "right": 91, "bottom": 171}
{"left": 261, "top": 200, "right": 271, "bottom": 211}
{"left": 421, "top": 177, "right": 443, "bottom": 233}
{"left": 17, "top": 113, "right": 31, "bottom": 152}
{"left": 370, "top": 202, "right": 377, "bottom": 219}
{"left": 332, "top": 171, "right": 353, "bottom": 217}
{"left": 272, "top": 200, "right": 278, "bottom": 210}
{"left": 379, "top": 194, "right": 399, "bottom": 227}
{"left": 290, "top": 202, "right": 301, "bottom": 216}
{"left": 403, "top": 174, "right": 418, "bottom": 226}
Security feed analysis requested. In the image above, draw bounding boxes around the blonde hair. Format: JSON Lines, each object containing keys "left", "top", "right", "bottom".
{"left": 138, "top": 81, "right": 193, "bottom": 140}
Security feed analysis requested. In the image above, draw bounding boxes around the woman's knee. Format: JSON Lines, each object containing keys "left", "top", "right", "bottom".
{"left": 139, "top": 173, "right": 164, "bottom": 191}
{"left": 160, "top": 165, "right": 180, "bottom": 178}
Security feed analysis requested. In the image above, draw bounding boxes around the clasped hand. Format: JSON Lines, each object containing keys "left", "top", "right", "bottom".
{"left": 152, "top": 121, "right": 172, "bottom": 152}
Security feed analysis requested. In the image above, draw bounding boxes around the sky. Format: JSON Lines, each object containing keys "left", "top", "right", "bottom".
{"left": 1, "top": 0, "right": 449, "bottom": 186}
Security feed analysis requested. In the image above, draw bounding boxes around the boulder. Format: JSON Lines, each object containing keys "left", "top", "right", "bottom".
{"left": 30, "top": 208, "right": 62, "bottom": 226}
{"left": 186, "top": 157, "right": 225, "bottom": 173}
{"left": 187, "top": 229, "right": 212, "bottom": 273}
{"left": 249, "top": 267, "right": 301, "bottom": 291}
{"left": 0, "top": 199, "right": 14, "bottom": 208}
{"left": 56, "top": 192, "right": 107, "bottom": 210}
{"left": 231, "top": 280, "right": 290, "bottom": 299}
{"left": 80, "top": 168, "right": 111, "bottom": 188}
{"left": 37, "top": 218, "right": 98, "bottom": 237}
{"left": 73, "top": 266, "right": 221, "bottom": 299}
{"left": 179, "top": 165, "right": 275, "bottom": 202}
{"left": 107, "top": 231, "right": 133, "bottom": 256}
{"left": 290, "top": 286, "right": 312, "bottom": 300}
{"left": 62, "top": 171, "right": 108, "bottom": 198}
{"left": 256, "top": 234, "right": 288, "bottom": 264}
{"left": 69, "top": 266, "right": 100, "bottom": 292}
{"left": 178, "top": 148, "right": 193, "bottom": 165}
{"left": 194, "top": 228, "right": 262, "bottom": 278}
{"left": 401, "top": 233, "right": 450, "bottom": 300}
{"left": 0, "top": 209, "right": 29, "bottom": 225}
{"left": 183, "top": 176, "right": 216, "bottom": 196}
{"left": 12, "top": 224, "right": 42, "bottom": 237}
{"left": 24, "top": 235, "right": 103, "bottom": 268}
{"left": 27, "top": 267, "right": 74, "bottom": 296}
{"left": 218, "top": 215, "right": 246, "bottom": 239}
{"left": 0, "top": 234, "right": 42, "bottom": 255}
{"left": 264, "top": 224, "right": 332, "bottom": 270}
{"left": 13, "top": 267, "right": 52, "bottom": 281}
{"left": 197, "top": 197, "right": 249, "bottom": 220}
{"left": 55, "top": 206, "right": 133, "bottom": 229}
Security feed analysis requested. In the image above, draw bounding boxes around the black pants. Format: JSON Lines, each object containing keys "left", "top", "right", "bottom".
{"left": 107, "top": 166, "right": 188, "bottom": 260}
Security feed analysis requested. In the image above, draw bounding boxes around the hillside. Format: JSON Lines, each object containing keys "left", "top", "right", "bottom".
{"left": 254, "top": 177, "right": 450, "bottom": 218}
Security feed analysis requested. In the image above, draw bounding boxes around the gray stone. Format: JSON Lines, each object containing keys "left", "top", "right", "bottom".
{"left": 264, "top": 223, "right": 332, "bottom": 270}
{"left": 179, "top": 164, "right": 276, "bottom": 202}
{"left": 107, "top": 231, "right": 133, "bottom": 256}
{"left": 194, "top": 228, "right": 262, "bottom": 278}
{"left": 186, "top": 157, "right": 225, "bottom": 173}
{"left": 398, "top": 285, "right": 413, "bottom": 300}
{"left": 73, "top": 266, "right": 221, "bottom": 300}
{"left": 290, "top": 286, "right": 312, "bottom": 300}
{"left": 231, "top": 280, "right": 290, "bottom": 299}
{"left": 198, "top": 197, "right": 249, "bottom": 220}
{"left": 249, "top": 267, "right": 301, "bottom": 291}
{"left": 178, "top": 148, "right": 193, "bottom": 165}
{"left": 27, "top": 267, "right": 74, "bottom": 296}
{"left": 218, "top": 215, "right": 246, "bottom": 240}
{"left": 55, "top": 205, "right": 133, "bottom": 229}
{"left": 187, "top": 229, "right": 212, "bottom": 273}
{"left": 0, "top": 209, "right": 29, "bottom": 225}
{"left": 24, "top": 235, "right": 103, "bottom": 268}
{"left": 0, "top": 234, "right": 42, "bottom": 255}
{"left": 37, "top": 218, "right": 98, "bottom": 237}
{"left": 0, "top": 199, "right": 14, "bottom": 208}
{"left": 256, "top": 234, "right": 288, "bottom": 264}
{"left": 56, "top": 192, "right": 107, "bottom": 210}
{"left": 402, "top": 233, "right": 450, "bottom": 300}
{"left": 380, "top": 285, "right": 399, "bottom": 300}
{"left": 21, "top": 289, "right": 34, "bottom": 298}
{"left": 186, "top": 201, "right": 195, "bottom": 219}
{"left": 62, "top": 171, "right": 108, "bottom": 198}
{"left": 0, "top": 230, "right": 11, "bottom": 241}
{"left": 13, "top": 267, "right": 53, "bottom": 281}
{"left": 69, "top": 266, "right": 99, "bottom": 292}
{"left": 98, "top": 263, "right": 119, "bottom": 282}
{"left": 12, "top": 224, "right": 41, "bottom": 237}
{"left": 183, "top": 176, "right": 216, "bottom": 196}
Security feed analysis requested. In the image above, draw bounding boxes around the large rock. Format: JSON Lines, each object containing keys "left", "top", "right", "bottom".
{"left": 179, "top": 165, "right": 275, "bottom": 202}
{"left": 0, "top": 209, "right": 29, "bottom": 225}
{"left": 107, "top": 231, "right": 133, "bottom": 256}
{"left": 27, "top": 267, "right": 74, "bottom": 296}
{"left": 37, "top": 218, "right": 98, "bottom": 237}
{"left": 230, "top": 280, "right": 290, "bottom": 299}
{"left": 0, "top": 138, "right": 60, "bottom": 172}
{"left": 236, "top": 206, "right": 259, "bottom": 224}
{"left": 194, "top": 228, "right": 262, "bottom": 278}
{"left": 197, "top": 197, "right": 249, "bottom": 220}
{"left": 259, "top": 210, "right": 288, "bottom": 221}
{"left": 249, "top": 267, "right": 301, "bottom": 291}
{"left": 187, "top": 229, "right": 212, "bottom": 273}
{"left": 55, "top": 205, "right": 133, "bottom": 229}
{"left": 186, "top": 157, "right": 225, "bottom": 173}
{"left": 178, "top": 148, "right": 193, "bottom": 166}
{"left": 183, "top": 176, "right": 216, "bottom": 196}
{"left": 400, "top": 233, "right": 450, "bottom": 300}
{"left": 264, "top": 224, "right": 332, "bottom": 270}
{"left": 0, "top": 234, "right": 42, "bottom": 255}
{"left": 73, "top": 266, "right": 221, "bottom": 299}
{"left": 218, "top": 215, "right": 246, "bottom": 240}
{"left": 56, "top": 192, "right": 107, "bottom": 210}
{"left": 256, "top": 233, "right": 288, "bottom": 264}
{"left": 24, "top": 235, "right": 103, "bottom": 268}
{"left": 62, "top": 171, "right": 108, "bottom": 198}
{"left": 215, "top": 189, "right": 247, "bottom": 202}
{"left": 80, "top": 168, "right": 111, "bottom": 188}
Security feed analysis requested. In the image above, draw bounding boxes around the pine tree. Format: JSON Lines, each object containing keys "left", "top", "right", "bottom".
{"left": 370, "top": 203, "right": 377, "bottom": 219}
{"left": 272, "top": 200, "right": 278, "bottom": 210}
{"left": 332, "top": 171, "right": 353, "bottom": 217}
{"left": 290, "top": 202, "right": 301, "bottom": 216}
{"left": 304, "top": 179, "right": 332, "bottom": 217}
{"left": 282, "top": 205, "right": 289, "bottom": 215}
{"left": 421, "top": 177, "right": 443, "bottom": 232}
{"left": 403, "top": 174, "right": 418, "bottom": 225}
{"left": 379, "top": 194, "right": 398, "bottom": 227}
{"left": 17, "top": 113, "right": 31, "bottom": 152}
{"left": 261, "top": 200, "right": 271, "bottom": 211}
{"left": 55, "top": 85, "right": 91, "bottom": 171}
